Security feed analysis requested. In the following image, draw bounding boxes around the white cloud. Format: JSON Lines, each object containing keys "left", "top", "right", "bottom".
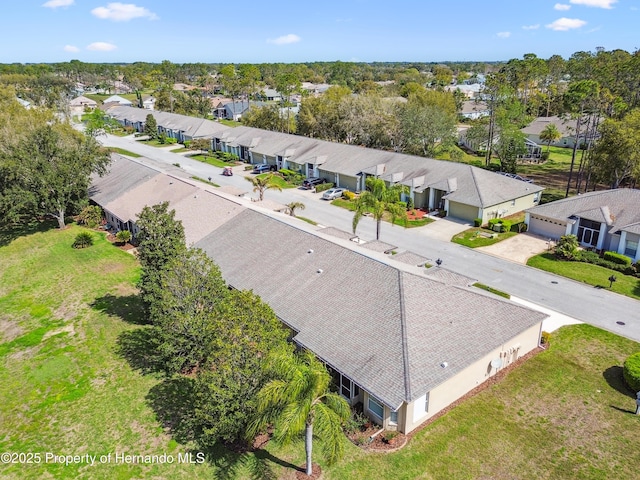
{"left": 570, "top": 0, "right": 617, "bottom": 8}
{"left": 522, "top": 24, "right": 540, "bottom": 30}
{"left": 546, "top": 17, "right": 587, "bottom": 30}
{"left": 497, "top": 31, "right": 511, "bottom": 38}
{"left": 267, "top": 34, "right": 301, "bottom": 45}
{"left": 63, "top": 45, "right": 79, "bottom": 52}
{"left": 42, "top": 0, "right": 74, "bottom": 8}
{"left": 86, "top": 42, "right": 118, "bottom": 51}
{"left": 554, "top": 3, "right": 571, "bottom": 10}
{"left": 91, "top": 2, "right": 158, "bottom": 21}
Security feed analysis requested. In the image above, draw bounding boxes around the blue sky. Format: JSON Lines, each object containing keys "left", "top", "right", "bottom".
{"left": 2, "top": 0, "right": 638, "bottom": 64}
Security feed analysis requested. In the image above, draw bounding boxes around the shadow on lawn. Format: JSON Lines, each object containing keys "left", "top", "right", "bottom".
{"left": 0, "top": 219, "right": 57, "bottom": 248}
{"left": 115, "top": 327, "right": 167, "bottom": 375}
{"left": 146, "top": 378, "right": 288, "bottom": 480}
{"left": 91, "top": 293, "right": 148, "bottom": 325}
{"left": 603, "top": 365, "right": 636, "bottom": 398}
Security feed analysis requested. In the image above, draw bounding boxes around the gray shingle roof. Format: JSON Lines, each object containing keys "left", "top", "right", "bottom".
{"left": 93, "top": 156, "right": 546, "bottom": 410}
{"left": 89, "top": 154, "right": 160, "bottom": 206}
{"left": 526, "top": 189, "right": 640, "bottom": 234}
{"left": 195, "top": 209, "right": 546, "bottom": 409}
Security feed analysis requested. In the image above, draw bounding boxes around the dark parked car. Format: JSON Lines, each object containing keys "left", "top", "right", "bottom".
{"left": 301, "top": 177, "right": 326, "bottom": 189}
{"left": 252, "top": 164, "right": 274, "bottom": 174}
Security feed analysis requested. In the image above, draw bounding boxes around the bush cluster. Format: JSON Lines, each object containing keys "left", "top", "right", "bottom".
{"left": 487, "top": 218, "right": 512, "bottom": 233}
{"left": 603, "top": 251, "right": 632, "bottom": 266}
{"left": 72, "top": 231, "right": 94, "bottom": 249}
{"left": 278, "top": 169, "right": 305, "bottom": 185}
{"left": 343, "top": 191, "right": 356, "bottom": 200}
{"left": 623, "top": 352, "right": 640, "bottom": 392}
{"left": 474, "top": 218, "right": 482, "bottom": 227}
{"left": 314, "top": 182, "right": 334, "bottom": 193}
{"left": 576, "top": 250, "right": 639, "bottom": 277}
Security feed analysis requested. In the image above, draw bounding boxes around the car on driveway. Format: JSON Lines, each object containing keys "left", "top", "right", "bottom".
{"left": 301, "top": 177, "right": 326, "bottom": 190}
{"left": 252, "top": 164, "right": 273, "bottom": 174}
{"left": 322, "top": 187, "right": 347, "bottom": 200}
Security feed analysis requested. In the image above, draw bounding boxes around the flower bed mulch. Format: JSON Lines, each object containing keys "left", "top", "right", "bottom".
{"left": 294, "top": 463, "right": 322, "bottom": 480}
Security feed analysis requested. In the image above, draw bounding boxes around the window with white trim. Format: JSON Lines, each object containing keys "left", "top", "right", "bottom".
{"left": 389, "top": 410, "right": 398, "bottom": 424}
{"left": 368, "top": 396, "right": 384, "bottom": 420}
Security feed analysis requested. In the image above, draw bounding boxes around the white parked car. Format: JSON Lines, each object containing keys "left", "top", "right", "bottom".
{"left": 322, "top": 187, "right": 347, "bottom": 200}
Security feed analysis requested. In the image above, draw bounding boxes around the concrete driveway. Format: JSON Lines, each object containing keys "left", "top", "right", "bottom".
{"left": 476, "top": 233, "right": 551, "bottom": 264}
{"left": 421, "top": 217, "right": 471, "bottom": 242}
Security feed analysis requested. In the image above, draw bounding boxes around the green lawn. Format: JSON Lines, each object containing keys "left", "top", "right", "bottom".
{"left": 170, "top": 147, "right": 190, "bottom": 153}
{"left": 452, "top": 228, "right": 518, "bottom": 247}
{"left": 256, "top": 173, "right": 296, "bottom": 189}
{"left": 136, "top": 139, "right": 178, "bottom": 148}
{"left": 331, "top": 198, "right": 358, "bottom": 211}
{"left": 328, "top": 324, "right": 640, "bottom": 480}
{"left": 0, "top": 223, "right": 220, "bottom": 479}
{"left": 188, "top": 154, "right": 232, "bottom": 169}
{"left": 109, "top": 147, "right": 142, "bottom": 158}
{"left": 3, "top": 224, "right": 640, "bottom": 479}
{"left": 527, "top": 253, "right": 640, "bottom": 301}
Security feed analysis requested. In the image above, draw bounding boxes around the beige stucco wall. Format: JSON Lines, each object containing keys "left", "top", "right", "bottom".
{"left": 400, "top": 321, "right": 542, "bottom": 434}
{"left": 480, "top": 192, "right": 541, "bottom": 224}
{"left": 448, "top": 201, "right": 480, "bottom": 222}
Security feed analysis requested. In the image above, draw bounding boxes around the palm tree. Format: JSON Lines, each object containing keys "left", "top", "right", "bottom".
{"left": 353, "top": 177, "right": 408, "bottom": 240}
{"left": 246, "top": 174, "right": 282, "bottom": 201}
{"left": 249, "top": 351, "right": 350, "bottom": 476}
{"left": 539, "top": 123, "right": 561, "bottom": 154}
{"left": 286, "top": 201, "right": 305, "bottom": 217}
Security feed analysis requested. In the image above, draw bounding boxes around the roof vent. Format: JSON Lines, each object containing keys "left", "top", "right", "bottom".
{"left": 440, "top": 361, "right": 448, "bottom": 368}
{"left": 308, "top": 249, "right": 314, "bottom": 254}
{"left": 317, "top": 269, "right": 323, "bottom": 274}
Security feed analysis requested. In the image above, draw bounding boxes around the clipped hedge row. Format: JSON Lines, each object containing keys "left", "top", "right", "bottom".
{"left": 577, "top": 250, "right": 640, "bottom": 277}
{"left": 623, "top": 352, "right": 640, "bottom": 392}
{"left": 604, "top": 250, "right": 632, "bottom": 266}
{"left": 314, "top": 182, "right": 334, "bottom": 193}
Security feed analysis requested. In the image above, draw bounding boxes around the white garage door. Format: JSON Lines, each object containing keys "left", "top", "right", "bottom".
{"left": 528, "top": 215, "right": 566, "bottom": 239}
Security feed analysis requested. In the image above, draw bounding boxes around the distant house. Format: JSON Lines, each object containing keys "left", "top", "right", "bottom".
{"left": 103, "top": 95, "right": 133, "bottom": 106}
{"left": 210, "top": 96, "right": 233, "bottom": 118}
{"left": 526, "top": 189, "right": 640, "bottom": 261}
{"left": 445, "top": 84, "right": 483, "bottom": 99}
{"left": 522, "top": 116, "right": 600, "bottom": 149}
{"left": 460, "top": 101, "right": 489, "bottom": 120}
{"left": 142, "top": 96, "right": 156, "bottom": 110}
{"left": 69, "top": 95, "right": 98, "bottom": 117}
{"left": 259, "top": 88, "right": 282, "bottom": 102}
{"left": 222, "top": 101, "right": 266, "bottom": 121}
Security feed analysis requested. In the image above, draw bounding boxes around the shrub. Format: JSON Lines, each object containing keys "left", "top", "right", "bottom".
{"left": 406, "top": 196, "right": 414, "bottom": 210}
{"left": 77, "top": 205, "right": 103, "bottom": 228}
{"left": 354, "top": 434, "right": 369, "bottom": 446}
{"left": 278, "top": 168, "right": 297, "bottom": 177}
{"left": 623, "top": 352, "right": 640, "bottom": 392}
{"left": 115, "top": 230, "right": 132, "bottom": 245}
{"left": 603, "top": 251, "right": 632, "bottom": 266}
{"left": 382, "top": 430, "right": 399, "bottom": 443}
{"left": 344, "top": 411, "right": 369, "bottom": 435}
{"left": 343, "top": 191, "right": 356, "bottom": 200}
{"left": 555, "top": 234, "right": 579, "bottom": 260}
{"left": 541, "top": 151, "right": 550, "bottom": 161}
{"left": 314, "top": 182, "right": 334, "bottom": 193}
{"left": 474, "top": 218, "right": 482, "bottom": 227}
{"left": 72, "top": 232, "right": 94, "bottom": 249}
{"left": 500, "top": 220, "right": 512, "bottom": 233}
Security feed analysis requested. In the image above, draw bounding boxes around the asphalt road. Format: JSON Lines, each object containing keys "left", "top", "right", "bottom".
{"left": 100, "top": 134, "right": 640, "bottom": 343}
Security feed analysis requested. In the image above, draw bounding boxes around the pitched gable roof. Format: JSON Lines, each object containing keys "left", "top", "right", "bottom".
{"left": 195, "top": 209, "right": 546, "bottom": 408}
{"left": 527, "top": 189, "right": 640, "bottom": 234}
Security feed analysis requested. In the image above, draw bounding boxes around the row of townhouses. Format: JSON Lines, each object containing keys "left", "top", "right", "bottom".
{"left": 90, "top": 154, "right": 548, "bottom": 434}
